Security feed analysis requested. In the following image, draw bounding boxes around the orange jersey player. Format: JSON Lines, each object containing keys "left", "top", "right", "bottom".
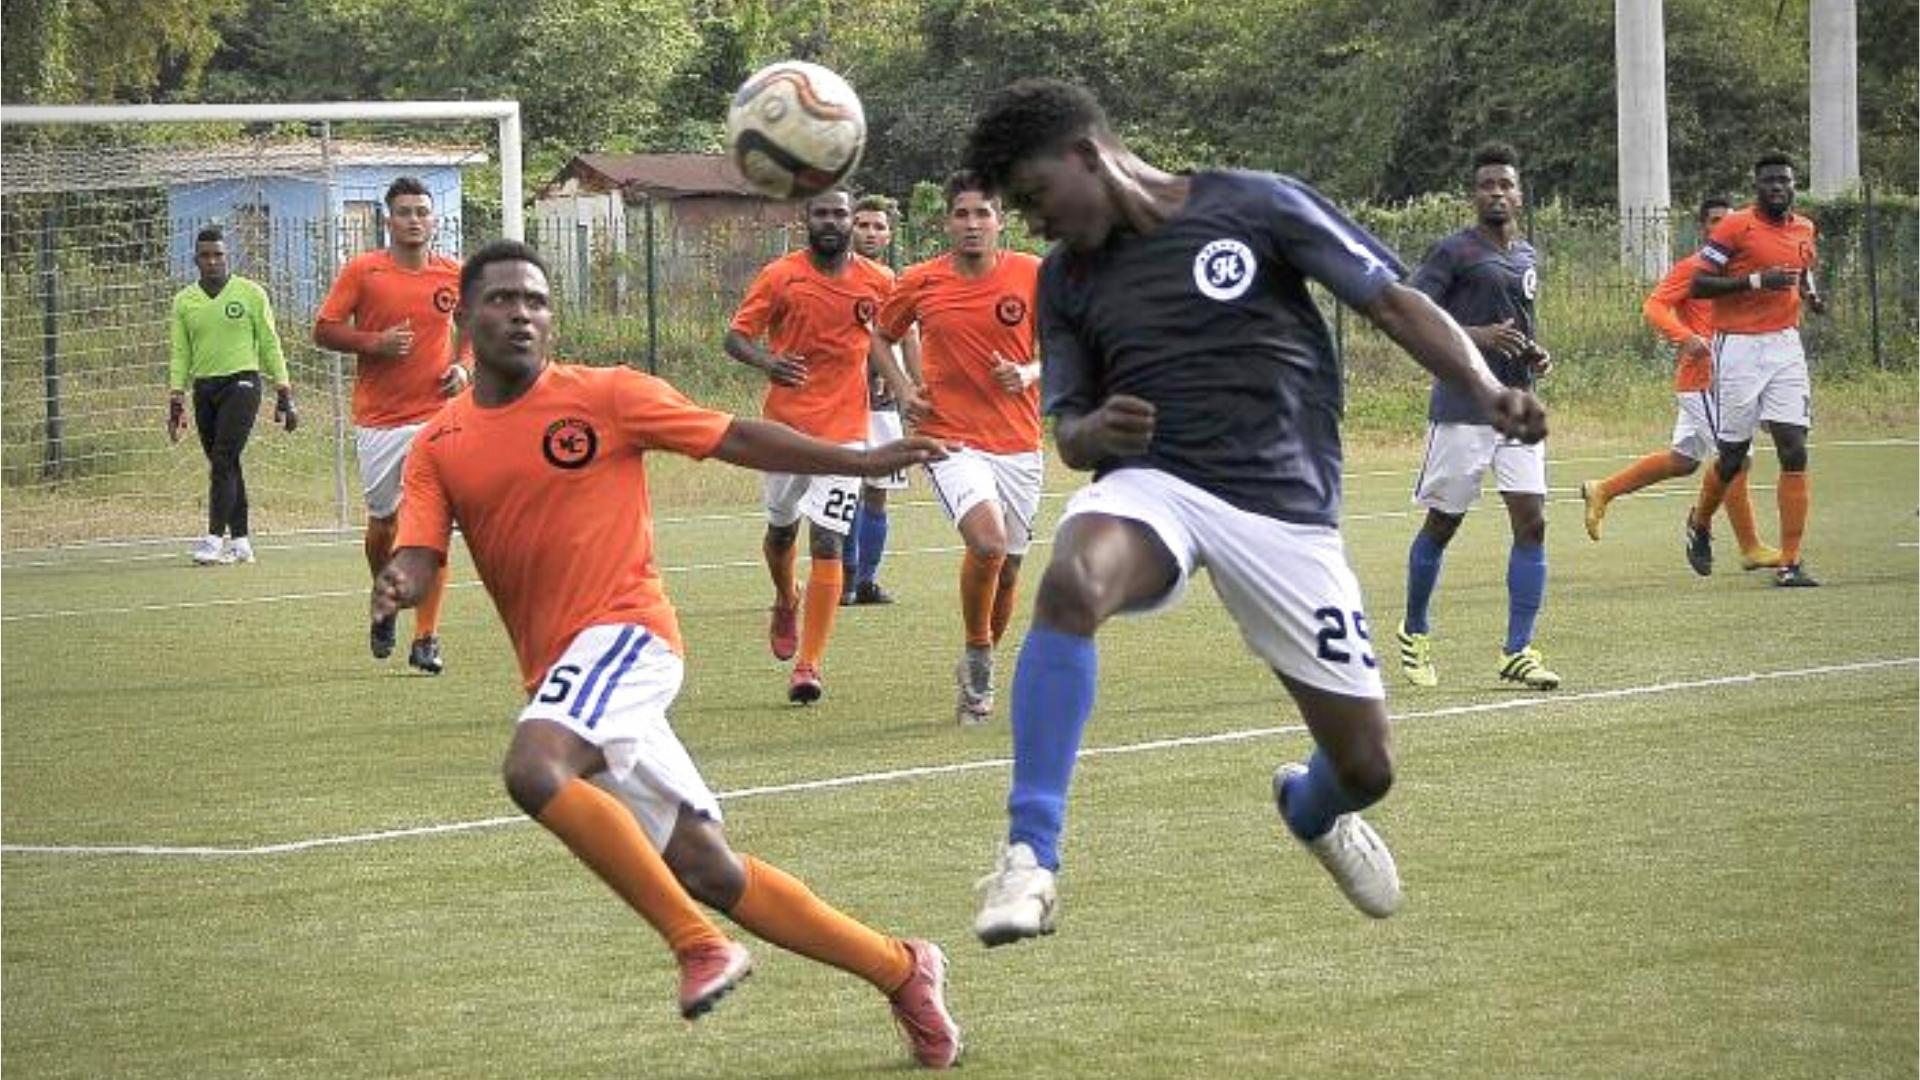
{"left": 371, "top": 240, "right": 958, "bottom": 1066}
{"left": 723, "top": 189, "right": 896, "bottom": 704}
{"left": 1579, "top": 196, "right": 1779, "bottom": 570}
{"left": 873, "top": 169, "right": 1044, "bottom": 725}
{"left": 1683, "top": 152, "right": 1826, "bottom": 587}
{"left": 314, "top": 176, "right": 470, "bottom": 673}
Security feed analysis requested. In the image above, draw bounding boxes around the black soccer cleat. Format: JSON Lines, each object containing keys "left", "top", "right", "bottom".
{"left": 1773, "top": 563, "right": 1821, "bottom": 588}
{"left": 1684, "top": 513, "right": 1713, "bottom": 577}
{"left": 852, "top": 580, "right": 896, "bottom": 605}
{"left": 407, "top": 635, "right": 445, "bottom": 675}
{"left": 371, "top": 614, "right": 398, "bottom": 660}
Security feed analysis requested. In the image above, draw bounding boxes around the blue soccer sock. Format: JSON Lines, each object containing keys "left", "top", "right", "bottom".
{"left": 1504, "top": 541, "right": 1547, "bottom": 653}
{"left": 840, "top": 506, "right": 862, "bottom": 583}
{"left": 1006, "top": 627, "right": 1098, "bottom": 871}
{"left": 1404, "top": 531, "right": 1447, "bottom": 635}
{"left": 1280, "top": 750, "right": 1372, "bottom": 842}
{"left": 854, "top": 503, "right": 889, "bottom": 587}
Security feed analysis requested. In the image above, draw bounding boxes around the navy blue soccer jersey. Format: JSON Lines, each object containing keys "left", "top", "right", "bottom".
{"left": 1408, "top": 226, "right": 1540, "bottom": 424}
{"left": 1038, "top": 170, "right": 1403, "bottom": 526}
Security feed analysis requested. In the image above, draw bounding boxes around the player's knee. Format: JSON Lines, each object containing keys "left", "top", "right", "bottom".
{"left": 966, "top": 530, "right": 1009, "bottom": 561}
{"left": 1514, "top": 518, "right": 1546, "bottom": 547}
{"left": 809, "top": 529, "right": 843, "bottom": 561}
{"left": 1774, "top": 438, "right": 1808, "bottom": 471}
{"left": 1032, "top": 560, "right": 1109, "bottom": 636}
{"left": 500, "top": 753, "right": 569, "bottom": 818}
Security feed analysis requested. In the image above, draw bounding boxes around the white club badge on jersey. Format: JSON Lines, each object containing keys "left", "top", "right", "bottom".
{"left": 1194, "top": 238, "right": 1256, "bottom": 301}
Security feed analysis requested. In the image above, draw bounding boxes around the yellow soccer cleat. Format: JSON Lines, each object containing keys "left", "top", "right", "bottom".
{"left": 1580, "top": 480, "right": 1609, "bottom": 542}
{"left": 1396, "top": 622, "right": 1438, "bottom": 688}
{"left": 1498, "top": 645, "right": 1561, "bottom": 690}
{"left": 1740, "top": 543, "right": 1783, "bottom": 570}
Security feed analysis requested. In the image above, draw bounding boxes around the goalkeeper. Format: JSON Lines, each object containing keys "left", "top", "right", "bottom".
{"left": 167, "top": 225, "right": 297, "bottom": 565}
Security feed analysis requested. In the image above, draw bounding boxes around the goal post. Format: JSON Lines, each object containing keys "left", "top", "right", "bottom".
{"left": 0, "top": 101, "right": 520, "bottom": 555}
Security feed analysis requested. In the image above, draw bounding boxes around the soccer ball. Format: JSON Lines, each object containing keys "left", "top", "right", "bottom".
{"left": 726, "top": 61, "right": 867, "bottom": 200}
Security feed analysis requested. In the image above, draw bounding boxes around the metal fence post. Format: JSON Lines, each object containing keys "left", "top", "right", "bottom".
{"left": 39, "top": 205, "right": 63, "bottom": 481}
{"left": 320, "top": 121, "right": 350, "bottom": 529}
{"left": 1863, "top": 177, "right": 1884, "bottom": 370}
{"left": 644, "top": 193, "right": 658, "bottom": 375}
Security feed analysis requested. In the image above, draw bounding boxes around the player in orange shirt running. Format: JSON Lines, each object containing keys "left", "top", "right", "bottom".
{"left": 724, "top": 190, "right": 897, "bottom": 703}
{"left": 1684, "top": 153, "right": 1827, "bottom": 586}
{"left": 370, "top": 241, "right": 959, "bottom": 1067}
{"left": 314, "top": 176, "right": 469, "bottom": 673}
{"left": 873, "top": 170, "right": 1043, "bottom": 724}
{"left": 1579, "top": 196, "right": 1780, "bottom": 569}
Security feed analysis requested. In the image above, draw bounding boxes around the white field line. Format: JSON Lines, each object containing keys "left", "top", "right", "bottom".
{"left": 6, "top": 437, "right": 1913, "bottom": 570}
{"left": 0, "top": 481, "right": 1780, "bottom": 624}
{"left": 4, "top": 655, "right": 1910, "bottom": 859}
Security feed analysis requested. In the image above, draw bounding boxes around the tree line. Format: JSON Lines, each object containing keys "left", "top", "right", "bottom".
{"left": 4, "top": 0, "right": 1913, "bottom": 205}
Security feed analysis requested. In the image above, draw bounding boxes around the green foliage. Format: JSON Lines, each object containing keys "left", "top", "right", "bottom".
{"left": 2, "top": 0, "right": 241, "bottom": 103}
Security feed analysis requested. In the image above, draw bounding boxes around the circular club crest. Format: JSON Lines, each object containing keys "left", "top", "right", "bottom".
{"left": 1521, "top": 266, "right": 1539, "bottom": 301}
{"left": 542, "top": 418, "right": 598, "bottom": 470}
{"left": 1193, "top": 239, "right": 1256, "bottom": 301}
{"left": 432, "top": 285, "right": 457, "bottom": 313}
{"left": 995, "top": 294, "right": 1028, "bottom": 326}
{"left": 853, "top": 297, "right": 877, "bottom": 325}
{"left": 224, "top": 301, "right": 245, "bottom": 319}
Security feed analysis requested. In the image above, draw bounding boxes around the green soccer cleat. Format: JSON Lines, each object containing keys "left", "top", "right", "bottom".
{"left": 1396, "top": 622, "right": 1438, "bottom": 688}
{"left": 1498, "top": 645, "right": 1562, "bottom": 690}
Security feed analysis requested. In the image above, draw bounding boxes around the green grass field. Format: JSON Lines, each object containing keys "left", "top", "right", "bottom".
{"left": 4, "top": 423, "right": 1916, "bottom": 1079}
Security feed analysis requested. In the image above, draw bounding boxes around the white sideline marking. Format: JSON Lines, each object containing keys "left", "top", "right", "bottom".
{"left": 5, "top": 655, "right": 1911, "bottom": 859}
{"left": 0, "top": 482, "right": 1793, "bottom": 624}
{"left": 7, "top": 437, "right": 1912, "bottom": 570}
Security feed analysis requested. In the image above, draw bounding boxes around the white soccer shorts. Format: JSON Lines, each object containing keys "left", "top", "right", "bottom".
{"left": 1712, "top": 328, "right": 1811, "bottom": 443}
{"left": 862, "top": 408, "right": 909, "bottom": 491}
{"left": 355, "top": 422, "right": 426, "bottom": 519}
{"left": 1670, "top": 390, "right": 1718, "bottom": 462}
{"left": 764, "top": 441, "right": 863, "bottom": 536}
{"left": 1058, "top": 467, "right": 1385, "bottom": 700}
{"left": 517, "top": 624, "right": 721, "bottom": 850}
{"left": 925, "top": 447, "right": 1045, "bottom": 556}
{"left": 1412, "top": 422, "right": 1549, "bottom": 515}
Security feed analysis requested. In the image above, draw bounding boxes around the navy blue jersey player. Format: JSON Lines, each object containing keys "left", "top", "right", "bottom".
{"left": 962, "top": 80, "right": 1547, "bottom": 946}
{"left": 1395, "top": 143, "right": 1562, "bottom": 694}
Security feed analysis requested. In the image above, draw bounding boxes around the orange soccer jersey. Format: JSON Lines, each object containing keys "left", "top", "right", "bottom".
{"left": 1697, "top": 206, "right": 1818, "bottom": 335}
{"left": 316, "top": 249, "right": 463, "bottom": 428}
{"left": 729, "top": 250, "right": 893, "bottom": 445}
{"left": 878, "top": 251, "right": 1043, "bottom": 454}
{"left": 1642, "top": 255, "right": 1716, "bottom": 392}
{"left": 394, "top": 363, "right": 733, "bottom": 692}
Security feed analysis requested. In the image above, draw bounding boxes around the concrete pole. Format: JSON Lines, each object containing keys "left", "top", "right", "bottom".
{"left": 1615, "top": 0, "right": 1672, "bottom": 278}
{"left": 1810, "top": 0, "right": 1861, "bottom": 197}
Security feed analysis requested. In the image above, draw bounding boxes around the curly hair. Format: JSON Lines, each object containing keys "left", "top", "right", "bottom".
{"left": 1471, "top": 142, "right": 1519, "bottom": 173}
{"left": 459, "top": 239, "right": 549, "bottom": 305}
{"left": 1754, "top": 150, "right": 1797, "bottom": 174}
{"left": 963, "top": 79, "right": 1109, "bottom": 191}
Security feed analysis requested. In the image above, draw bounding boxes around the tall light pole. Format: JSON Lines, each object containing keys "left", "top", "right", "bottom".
{"left": 1615, "top": 0, "right": 1672, "bottom": 278}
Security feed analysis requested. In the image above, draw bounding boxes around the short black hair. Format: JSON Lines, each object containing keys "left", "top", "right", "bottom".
{"left": 1697, "top": 195, "right": 1732, "bottom": 223}
{"left": 942, "top": 169, "right": 995, "bottom": 209}
{"left": 1755, "top": 151, "right": 1797, "bottom": 173}
{"left": 459, "top": 240, "right": 548, "bottom": 305}
{"left": 1472, "top": 142, "right": 1520, "bottom": 173}
{"left": 963, "top": 78, "right": 1109, "bottom": 191}
{"left": 195, "top": 225, "right": 224, "bottom": 245}
{"left": 853, "top": 194, "right": 898, "bottom": 221}
{"left": 385, "top": 176, "right": 431, "bottom": 208}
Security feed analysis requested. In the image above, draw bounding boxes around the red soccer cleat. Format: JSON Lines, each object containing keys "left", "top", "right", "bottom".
{"left": 888, "top": 939, "right": 961, "bottom": 1069}
{"left": 788, "top": 663, "right": 824, "bottom": 704}
{"left": 768, "top": 602, "right": 799, "bottom": 661}
{"left": 676, "top": 939, "right": 752, "bottom": 1021}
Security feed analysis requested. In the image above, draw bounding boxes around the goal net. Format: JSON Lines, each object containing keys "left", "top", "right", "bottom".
{"left": 0, "top": 103, "right": 520, "bottom": 556}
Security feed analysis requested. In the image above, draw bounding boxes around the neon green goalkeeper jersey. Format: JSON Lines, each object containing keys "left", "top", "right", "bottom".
{"left": 168, "top": 276, "right": 289, "bottom": 391}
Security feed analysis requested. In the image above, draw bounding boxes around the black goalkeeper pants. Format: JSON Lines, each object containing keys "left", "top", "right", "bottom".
{"left": 193, "top": 372, "right": 261, "bottom": 538}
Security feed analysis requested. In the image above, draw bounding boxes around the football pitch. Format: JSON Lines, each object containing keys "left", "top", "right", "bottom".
{"left": 4, "top": 430, "right": 1915, "bottom": 1079}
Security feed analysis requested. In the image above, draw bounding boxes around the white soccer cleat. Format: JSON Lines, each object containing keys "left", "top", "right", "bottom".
{"left": 954, "top": 650, "right": 994, "bottom": 726}
{"left": 190, "top": 534, "right": 224, "bottom": 565}
{"left": 973, "top": 841, "right": 1057, "bottom": 946}
{"left": 1273, "top": 763, "right": 1402, "bottom": 919}
{"left": 225, "top": 537, "right": 256, "bottom": 564}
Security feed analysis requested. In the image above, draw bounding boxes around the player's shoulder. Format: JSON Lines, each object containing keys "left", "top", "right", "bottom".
{"left": 427, "top": 252, "right": 463, "bottom": 274}
{"left": 850, "top": 252, "right": 895, "bottom": 287}
{"left": 1787, "top": 210, "right": 1818, "bottom": 236}
{"left": 340, "top": 248, "right": 391, "bottom": 274}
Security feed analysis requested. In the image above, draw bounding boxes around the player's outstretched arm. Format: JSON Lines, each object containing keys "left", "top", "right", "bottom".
{"left": 1358, "top": 282, "right": 1546, "bottom": 444}
{"left": 372, "top": 546, "right": 445, "bottom": 622}
{"left": 710, "top": 417, "right": 946, "bottom": 477}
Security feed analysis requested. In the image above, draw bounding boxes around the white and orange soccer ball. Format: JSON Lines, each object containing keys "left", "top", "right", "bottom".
{"left": 726, "top": 61, "right": 867, "bottom": 200}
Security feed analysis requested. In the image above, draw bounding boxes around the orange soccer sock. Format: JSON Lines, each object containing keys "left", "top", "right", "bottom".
{"left": 535, "top": 778, "right": 724, "bottom": 955}
{"left": 765, "top": 535, "right": 800, "bottom": 610}
{"left": 960, "top": 549, "right": 1006, "bottom": 649}
{"left": 1776, "top": 470, "right": 1811, "bottom": 565}
{"left": 1600, "top": 451, "right": 1690, "bottom": 500}
{"left": 990, "top": 576, "right": 1020, "bottom": 646}
{"left": 1721, "top": 465, "right": 1767, "bottom": 555}
{"left": 413, "top": 563, "right": 450, "bottom": 638}
{"left": 1692, "top": 465, "right": 1730, "bottom": 530}
{"left": 728, "top": 855, "right": 912, "bottom": 993}
{"left": 796, "top": 558, "right": 844, "bottom": 668}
